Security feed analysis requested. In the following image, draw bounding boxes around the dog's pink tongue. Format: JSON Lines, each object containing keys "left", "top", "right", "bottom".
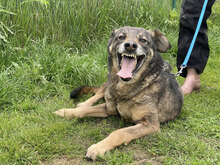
{"left": 117, "top": 56, "right": 136, "bottom": 79}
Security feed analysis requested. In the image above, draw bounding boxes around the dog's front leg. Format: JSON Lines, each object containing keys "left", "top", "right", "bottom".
{"left": 86, "top": 122, "right": 160, "bottom": 160}
{"left": 54, "top": 103, "right": 109, "bottom": 119}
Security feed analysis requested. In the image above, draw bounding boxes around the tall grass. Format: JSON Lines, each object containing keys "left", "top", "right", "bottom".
{"left": 1, "top": 0, "right": 181, "bottom": 112}
{"left": 1, "top": 0, "right": 179, "bottom": 49}
{"left": 0, "top": 40, "right": 108, "bottom": 111}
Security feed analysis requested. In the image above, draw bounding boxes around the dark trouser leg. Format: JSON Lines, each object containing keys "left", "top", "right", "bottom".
{"left": 176, "top": 0, "right": 215, "bottom": 77}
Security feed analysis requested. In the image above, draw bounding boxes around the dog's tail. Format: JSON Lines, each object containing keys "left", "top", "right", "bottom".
{"left": 70, "top": 86, "right": 100, "bottom": 99}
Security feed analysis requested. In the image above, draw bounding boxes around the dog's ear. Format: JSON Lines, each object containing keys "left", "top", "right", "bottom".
{"left": 108, "top": 28, "right": 119, "bottom": 52}
{"left": 147, "top": 30, "right": 171, "bottom": 53}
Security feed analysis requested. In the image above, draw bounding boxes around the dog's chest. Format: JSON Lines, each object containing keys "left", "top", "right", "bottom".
{"left": 116, "top": 100, "right": 133, "bottom": 121}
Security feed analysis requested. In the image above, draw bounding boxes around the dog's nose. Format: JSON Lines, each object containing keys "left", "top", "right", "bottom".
{"left": 124, "top": 41, "right": 138, "bottom": 52}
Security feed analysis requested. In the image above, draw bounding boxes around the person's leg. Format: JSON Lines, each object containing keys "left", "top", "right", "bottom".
{"left": 181, "top": 68, "right": 201, "bottom": 94}
{"left": 176, "top": 0, "right": 215, "bottom": 95}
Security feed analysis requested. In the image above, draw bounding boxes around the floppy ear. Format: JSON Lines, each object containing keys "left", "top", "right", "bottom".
{"left": 108, "top": 28, "right": 119, "bottom": 52}
{"left": 147, "top": 30, "right": 171, "bottom": 53}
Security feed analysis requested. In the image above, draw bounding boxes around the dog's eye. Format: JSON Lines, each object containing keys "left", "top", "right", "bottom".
{"left": 118, "top": 35, "right": 126, "bottom": 40}
{"left": 139, "top": 38, "right": 148, "bottom": 43}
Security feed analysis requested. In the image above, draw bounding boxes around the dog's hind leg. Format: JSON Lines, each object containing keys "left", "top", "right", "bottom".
{"left": 54, "top": 103, "right": 110, "bottom": 119}
{"left": 86, "top": 121, "right": 160, "bottom": 160}
{"left": 77, "top": 85, "right": 105, "bottom": 107}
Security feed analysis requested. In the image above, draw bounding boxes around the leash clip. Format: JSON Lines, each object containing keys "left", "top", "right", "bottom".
{"left": 175, "top": 65, "right": 186, "bottom": 78}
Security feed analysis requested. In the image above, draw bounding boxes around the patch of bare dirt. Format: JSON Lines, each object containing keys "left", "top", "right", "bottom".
{"left": 40, "top": 156, "right": 91, "bottom": 165}
{"left": 41, "top": 144, "right": 162, "bottom": 165}
{"left": 128, "top": 144, "right": 162, "bottom": 165}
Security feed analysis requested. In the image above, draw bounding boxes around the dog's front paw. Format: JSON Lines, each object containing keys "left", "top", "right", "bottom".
{"left": 53, "top": 108, "right": 82, "bottom": 119}
{"left": 86, "top": 142, "right": 108, "bottom": 160}
{"left": 53, "top": 108, "right": 72, "bottom": 118}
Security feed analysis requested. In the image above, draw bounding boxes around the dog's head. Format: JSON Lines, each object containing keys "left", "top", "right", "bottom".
{"left": 108, "top": 26, "right": 171, "bottom": 82}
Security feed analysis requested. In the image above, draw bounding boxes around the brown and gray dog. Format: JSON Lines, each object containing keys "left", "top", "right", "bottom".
{"left": 54, "top": 26, "right": 183, "bottom": 160}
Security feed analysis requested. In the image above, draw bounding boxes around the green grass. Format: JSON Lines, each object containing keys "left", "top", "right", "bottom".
{"left": 0, "top": 0, "right": 220, "bottom": 164}
{"left": 0, "top": 0, "right": 179, "bottom": 50}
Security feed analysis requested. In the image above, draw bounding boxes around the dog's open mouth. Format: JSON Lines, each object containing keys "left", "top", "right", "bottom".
{"left": 117, "top": 53, "right": 146, "bottom": 82}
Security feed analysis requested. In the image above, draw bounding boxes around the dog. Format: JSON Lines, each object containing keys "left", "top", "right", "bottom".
{"left": 54, "top": 26, "right": 183, "bottom": 160}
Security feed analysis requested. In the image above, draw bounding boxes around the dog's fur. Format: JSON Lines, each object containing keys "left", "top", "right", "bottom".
{"left": 54, "top": 26, "right": 183, "bottom": 160}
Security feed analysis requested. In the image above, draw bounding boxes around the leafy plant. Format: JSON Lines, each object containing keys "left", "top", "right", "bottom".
{"left": 165, "top": 9, "right": 179, "bottom": 27}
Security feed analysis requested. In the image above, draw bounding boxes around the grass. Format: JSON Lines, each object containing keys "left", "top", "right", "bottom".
{"left": 0, "top": 0, "right": 177, "bottom": 50}
{"left": 0, "top": 0, "right": 220, "bottom": 164}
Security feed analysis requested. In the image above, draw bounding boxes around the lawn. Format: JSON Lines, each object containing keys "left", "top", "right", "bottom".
{"left": 0, "top": 0, "right": 219, "bottom": 164}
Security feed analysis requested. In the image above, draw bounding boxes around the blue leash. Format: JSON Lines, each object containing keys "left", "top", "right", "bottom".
{"left": 176, "top": 0, "right": 208, "bottom": 77}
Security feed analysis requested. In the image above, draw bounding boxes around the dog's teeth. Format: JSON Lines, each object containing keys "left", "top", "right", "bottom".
{"left": 121, "top": 54, "right": 137, "bottom": 58}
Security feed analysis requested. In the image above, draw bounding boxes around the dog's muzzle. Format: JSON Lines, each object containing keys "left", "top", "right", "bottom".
{"left": 116, "top": 52, "right": 146, "bottom": 82}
